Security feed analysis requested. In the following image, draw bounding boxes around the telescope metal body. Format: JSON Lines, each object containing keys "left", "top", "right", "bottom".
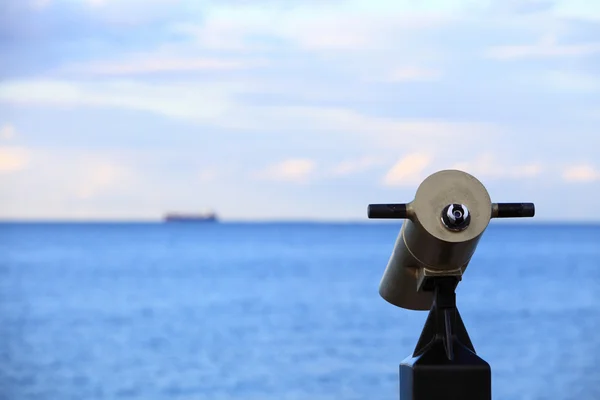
{"left": 368, "top": 169, "right": 535, "bottom": 400}
{"left": 369, "top": 169, "right": 534, "bottom": 311}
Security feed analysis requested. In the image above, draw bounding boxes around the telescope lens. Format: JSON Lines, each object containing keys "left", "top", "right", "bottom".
{"left": 441, "top": 204, "right": 470, "bottom": 231}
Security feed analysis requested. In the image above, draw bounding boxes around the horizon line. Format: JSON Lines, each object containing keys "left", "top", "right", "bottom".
{"left": 1, "top": 218, "right": 600, "bottom": 225}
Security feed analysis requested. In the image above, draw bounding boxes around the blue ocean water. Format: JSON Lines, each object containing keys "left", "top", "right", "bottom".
{"left": 0, "top": 222, "right": 599, "bottom": 400}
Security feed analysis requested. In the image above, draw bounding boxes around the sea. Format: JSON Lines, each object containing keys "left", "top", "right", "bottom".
{"left": 0, "top": 222, "right": 599, "bottom": 400}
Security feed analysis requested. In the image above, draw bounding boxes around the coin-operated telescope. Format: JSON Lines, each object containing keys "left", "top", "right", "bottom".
{"left": 368, "top": 169, "right": 534, "bottom": 400}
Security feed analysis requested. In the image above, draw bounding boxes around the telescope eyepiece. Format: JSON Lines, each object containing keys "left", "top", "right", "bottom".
{"left": 441, "top": 204, "right": 471, "bottom": 232}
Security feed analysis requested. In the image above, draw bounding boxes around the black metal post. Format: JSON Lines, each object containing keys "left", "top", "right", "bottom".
{"left": 399, "top": 277, "right": 491, "bottom": 400}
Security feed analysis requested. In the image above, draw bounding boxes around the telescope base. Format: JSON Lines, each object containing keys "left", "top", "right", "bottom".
{"left": 399, "top": 277, "right": 491, "bottom": 400}
{"left": 399, "top": 340, "right": 491, "bottom": 400}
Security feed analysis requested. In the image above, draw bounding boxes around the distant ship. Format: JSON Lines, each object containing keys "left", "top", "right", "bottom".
{"left": 163, "top": 211, "right": 218, "bottom": 223}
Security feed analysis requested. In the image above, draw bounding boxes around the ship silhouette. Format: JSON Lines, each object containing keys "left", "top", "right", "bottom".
{"left": 163, "top": 210, "right": 218, "bottom": 222}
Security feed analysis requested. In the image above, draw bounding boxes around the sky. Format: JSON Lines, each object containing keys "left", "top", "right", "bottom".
{"left": 0, "top": 0, "right": 600, "bottom": 221}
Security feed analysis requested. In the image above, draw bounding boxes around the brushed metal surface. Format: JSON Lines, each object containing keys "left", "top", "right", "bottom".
{"left": 379, "top": 170, "right": 492, "bottom": 310}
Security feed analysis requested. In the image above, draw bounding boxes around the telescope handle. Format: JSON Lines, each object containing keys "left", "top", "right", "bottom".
{"left": 367, "top": 204, "right": 408, "bottom": 219}
{"left": 367, "top": 202, "right": 535, "bottom": 219}
{"left": 492, "top": 203, "right": 535, "bottom": 218}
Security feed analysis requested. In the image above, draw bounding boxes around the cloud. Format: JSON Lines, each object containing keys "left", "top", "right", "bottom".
{"left": 486, "top": 34, "right": 600, "bottom": 59}
{"left": 0, "top": 79, "right": 500, "bottom": 150}
{"left": 0, "top": 1, "right": 457, "bottom": 83}
{"left": 0, "top": 79, "right": 242, "bottom": 122}
{"left": 59, "top": 56, "right": 269, "bottom": 76}
{"left": 450, "top": 154, "right": 543, "bottom": 179}
{"left": 0, "top": 124, "right": 16, "bottom": 140}
{"left": 537, "top": 70, "right": 600, "bottom": 93}
{"left": 75, "top": 161, "right": 133, "bottom": 199}
{"left": 562, "top": 164, "right": 600, "bottom": 182}
{"left": 552, "top": 1, "right": 600, "bottom": 21}
{"left": 216, "top": 106, "right": 499, "bottom": 146}
{"left": 30, "top": 0, "right": 52, "bottom": 10}
{"left": 330, "top": 156, "right": 385, "bottom": 176}
{"left": 254, "top": 158, "right": 316, "bottom": 183}
{"left": 381, "top": 151, "right": 545, "bottom": 190}
{"left": 382, "top": 153, "right": 433, "bottom": 187}
{"left": 0, "top": 147, "right": 215, "bottom": 219}
{"left": 3, "top": 0, "right": 600, "bottom": 222}
{"left": 198, "top": 168, "right": 217, "bottom": 182}
{"left": 385, "top": 67, "right": 443, "bottom": 82}
{"left": 490, "top": 0, "right": 555, "bottom": 15}
{"left": 0, "top": 146, "right": 30, "bottom": 173}
{"left": 64, "top": 0, "right": 194, "bottom": 26}
{"left": 173, "top": 3, "right": 458, "bottom": 52}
